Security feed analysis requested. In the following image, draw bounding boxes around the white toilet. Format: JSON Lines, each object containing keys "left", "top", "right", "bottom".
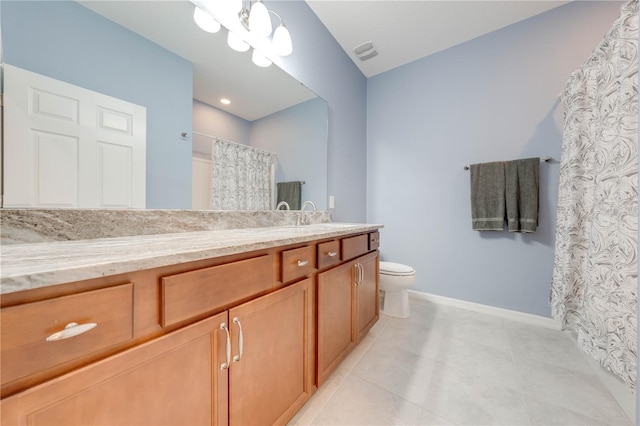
{"left": 379, "top": 261, "right": 416, "bottom": 318}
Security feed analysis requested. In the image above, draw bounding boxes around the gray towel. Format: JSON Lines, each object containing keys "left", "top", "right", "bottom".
{"left": 505, "top": 158, "right": 539, "bottom": 233}
{"left": 470, "top": 161, "right": 506, "bottom": 231}
{"left": 277, "top": 181, "right": 301, "bottom": 210}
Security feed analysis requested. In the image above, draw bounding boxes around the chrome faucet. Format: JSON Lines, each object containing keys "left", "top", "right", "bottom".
{"left": 297, "top": 200, "right": 317, "bottom": 225}
{"left": 276, "top": 201, "right": 290, "bottom": 210}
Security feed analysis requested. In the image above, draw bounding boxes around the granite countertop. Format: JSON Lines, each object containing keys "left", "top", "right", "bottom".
{"left": 0, "top": 223, "right": 382, "bottom": 295}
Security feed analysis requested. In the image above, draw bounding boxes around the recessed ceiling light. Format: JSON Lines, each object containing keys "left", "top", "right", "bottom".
{"left": 220, "top": 98, "right": 231, "bottom": 105}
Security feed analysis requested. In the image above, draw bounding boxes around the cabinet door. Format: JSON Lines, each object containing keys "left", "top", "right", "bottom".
{"left": 317, "top": 260, "right": 356, "bottom": 386}
{"left": 228, "top": 278, "right": 313, "bottom": 426}
{"left": 1, "top": 313, "right": 229, "bottom": 426}
{"left": 355, "top": 252, "right": 379, "bottom": 342}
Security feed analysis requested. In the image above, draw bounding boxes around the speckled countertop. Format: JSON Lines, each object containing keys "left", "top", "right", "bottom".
{"left": 0, "top": 223, "right": 382, "bottom": 295}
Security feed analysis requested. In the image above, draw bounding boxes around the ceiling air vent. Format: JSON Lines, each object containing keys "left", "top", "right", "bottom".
{"left": 353, "top": 41, "right": 378, "bottom": 61}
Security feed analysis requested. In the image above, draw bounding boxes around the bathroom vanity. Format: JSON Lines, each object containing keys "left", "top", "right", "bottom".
{"left": 0, "top": 221, "right": 382, "bottom": 425}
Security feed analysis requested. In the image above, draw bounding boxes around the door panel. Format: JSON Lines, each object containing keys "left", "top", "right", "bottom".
{"left": 317, "top": 261, "right": 355, "bottom": 386}
{"left": 1, "top": 313, "right": 228, "bottom": 426}
{"left": 33, "top": 130, "right": 79, "bottom": 206}
{"left": 228, "top": 279, "right": 313, "bottom": 426}
{"left": 356, "top": 252, "right": 379, "bottom": 341}
{"left": 3, "top": 64, "right": 146, "bottom": 208}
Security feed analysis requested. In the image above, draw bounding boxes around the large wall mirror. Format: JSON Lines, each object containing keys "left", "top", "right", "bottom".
{"left": 1, "top": 0, "right": 328, "bottom": 210}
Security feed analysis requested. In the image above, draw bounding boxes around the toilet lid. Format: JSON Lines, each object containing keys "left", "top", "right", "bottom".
{"left": 379, "top": 261, "right": 415, "bottom": 276}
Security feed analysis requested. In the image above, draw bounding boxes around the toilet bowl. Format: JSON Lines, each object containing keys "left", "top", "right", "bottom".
{"left": 379, "top": 261, "right": 416, "bottom": 318}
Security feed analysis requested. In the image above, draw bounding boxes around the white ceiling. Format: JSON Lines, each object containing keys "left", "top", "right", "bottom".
{"left": 305, "top": 0, "right": 571, "bottom": 78}
{"left": 78, "top": 0, "right": 572, "bottom": 119}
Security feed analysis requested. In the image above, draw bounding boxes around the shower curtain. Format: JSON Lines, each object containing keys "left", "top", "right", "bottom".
{"left": 211, "top": 138, "right": 276, "bottom": 210}
{"left": 551, "top": 1, "right": 638, "bottom": 390}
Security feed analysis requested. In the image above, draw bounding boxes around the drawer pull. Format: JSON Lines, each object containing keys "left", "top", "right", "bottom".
{"left": 327, "top": 251, "right": 338, "bottom": 257}
{"left": 46, "top": 322, "right": 97, "bottom": 342}
{"left": 371, "top": 239, "right": 379, "bottom": 243}
{"left": 232, "top": 317, "right": 244, "bottom": 362}
{"left": 297, "top": 260, "right": 309, "bottom": 267}
{"left": 220, "top": 322, "right": 231, "bottom": 370}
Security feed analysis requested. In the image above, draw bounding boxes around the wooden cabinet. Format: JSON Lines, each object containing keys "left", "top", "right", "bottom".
{"left": 1, "top": 279, "right": 313, "bottom": 426}
{"left": 341, "top": 234, "right": 369, "bottom": 261}
{"left": 1, "top": 312, "right": 229, "bottom": 426}
{"left": 161, "top": 254, "right": 274, "bottom": 327}
{"left": 1, "top": 229, "right": 380, "bottom": 426}
{"left": 355, "top": 251, "right": 379, "bottom": 341}
{"left": 281, "top": 246, "right": 315, "bottom": 283}
{"left": 317, "top": 261, "right": 356, "bottom": 386}
{"left": 1, "top": 284, "right": 134, "bottom": 396}
{"left": 228, "top": 278, "right": 313, "bottom": 426}
{"left": 316, "top": 248, "right": 379, "bottom": 386}
{"left": 368, "top": 231, "right": 380, "bottom": 251}
{"left": 317, "top": 240, "right": 341, "bottom": 270}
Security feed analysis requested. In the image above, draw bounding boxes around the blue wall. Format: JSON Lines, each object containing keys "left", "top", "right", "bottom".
{"left": 251, "top": 98, "right": 328, "bottom": 209}
{"left": 366, "top": 1, "right": 624, "bottom": 317}
{"left": 270, "top": 1, "right": 368, "bottom": 222}
{"left": 2, "top": 1, "right": 193, "bottom": 209}
{"left": 192, "top": 97, "right": 328, "bottom": 209}
{"left": 192, "top": 99, "right": 252, "bottom": 153}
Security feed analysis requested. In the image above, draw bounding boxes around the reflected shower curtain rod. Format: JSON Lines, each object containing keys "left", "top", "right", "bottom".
{"left": 463, "top": 157, "right": 553, "bottom": 171}
{"left": 192, "top": 131, "right": 278, "bottom": 158}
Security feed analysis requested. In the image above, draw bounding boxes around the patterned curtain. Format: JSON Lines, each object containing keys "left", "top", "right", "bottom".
{"left": 211, "top": 138, "right": 275, "bottom": 210}
{"left": 551, "top": 1, "right": 638, "bottom": 390}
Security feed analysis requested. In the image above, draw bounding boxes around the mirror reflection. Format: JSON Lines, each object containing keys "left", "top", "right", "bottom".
{"left": 1, "top": 0, "right": 328, "bottom": 210}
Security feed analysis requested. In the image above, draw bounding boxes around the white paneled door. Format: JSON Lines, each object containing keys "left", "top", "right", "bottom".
{"left": 3, "top": 64, "right": 146, "bottom": 208}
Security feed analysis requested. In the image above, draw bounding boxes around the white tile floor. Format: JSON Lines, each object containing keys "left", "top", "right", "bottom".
{"left": 289, "top": 298, "right": 633, "bottom": 426}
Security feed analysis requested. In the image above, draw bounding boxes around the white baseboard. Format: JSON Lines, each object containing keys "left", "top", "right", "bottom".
{"left": 408, "top": 290, "right": 561, "bottom": 330}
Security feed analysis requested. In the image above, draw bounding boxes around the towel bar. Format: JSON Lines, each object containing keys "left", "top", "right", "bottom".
{"left": 463, "top": 157, "right": 553, "bottom": 171}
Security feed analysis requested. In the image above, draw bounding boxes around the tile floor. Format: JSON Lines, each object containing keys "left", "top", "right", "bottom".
{"left": 289, "top": 298, "right": 632, "bottom": 426}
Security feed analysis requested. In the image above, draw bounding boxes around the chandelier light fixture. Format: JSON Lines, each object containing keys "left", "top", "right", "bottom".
{"left": 191, "top": 0, "right": 293, "bottom": 67}
{"left": 193, "top": 5, "right": 221, "bottom": 33}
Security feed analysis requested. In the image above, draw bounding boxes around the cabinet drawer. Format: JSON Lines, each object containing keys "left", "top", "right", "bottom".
{"left": 369, "top": 231, "right": 380, "bottom": 251}
{"left": 341, "top": 234, "right": 369, "bottom": 261}
{"left": 281, "top": 245, "right": 315, "bottom": 283}
{"left": 317, "top": 240, "right": 341, "bottom": 270}
{"left": 1, "top": 284, "right": 134, "bottom": 387}
{"left": 161, "top": 254, "right": 274, "bottom": 327}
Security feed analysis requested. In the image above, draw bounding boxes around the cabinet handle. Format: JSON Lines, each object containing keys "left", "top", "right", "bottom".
{"left": 46, "top": 322, "right": 97, "bottom": 342}
{"left": 371, "top": 238, "right": 379, "bottom": 243}
{"left": 353, "top": 264, "right": 357, "bottom": 286}
{"left": 357, "top": 263, "right": 364, "bottom": 285}
{"left": 297, "top": 259, "right": 309, "bottom": 267}
{"left": 232, "top": 317, "right": 244, "bottom": 362}
{"left": 220, "top": 322, "right": 231, "bottom": 370}
{"left": 354, "top": 264, "right": 361, "bottom": 287}
{"left": 327, "top": 251, "right": 338, "bottom": 257}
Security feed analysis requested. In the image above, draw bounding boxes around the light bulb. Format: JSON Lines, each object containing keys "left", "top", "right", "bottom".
{"left": 248, "top": 1, "right": 272, "bottom": 37}
{"left": 272, "top": 24, "right": 292, "bottom": 56}
{"left": 227, "top": 31, "right": 249, "bottom": 52}
{"left": 252, "top": 49, "right": 272, "bottom": 67}
{"left": 193, "top": 6, "right": 221, "bottom": 33}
